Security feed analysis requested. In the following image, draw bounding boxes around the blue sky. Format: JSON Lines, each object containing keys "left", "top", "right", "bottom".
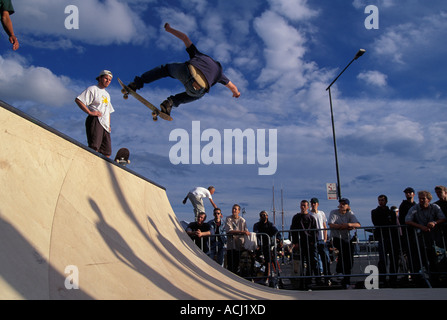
{"left": 1, "top": 0, "right": 447, "bottom": 231}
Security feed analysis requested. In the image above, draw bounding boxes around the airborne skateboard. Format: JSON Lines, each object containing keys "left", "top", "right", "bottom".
{"left": 114, "top": 147, "right": 130, "bottom": 166}
{"left": 117, "top": 78, "right": 173, "bottom": 121}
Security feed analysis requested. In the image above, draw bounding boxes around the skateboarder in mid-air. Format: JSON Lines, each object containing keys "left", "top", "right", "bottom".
{"left": 127, "top": 23, "right": 241, "bottom": 117}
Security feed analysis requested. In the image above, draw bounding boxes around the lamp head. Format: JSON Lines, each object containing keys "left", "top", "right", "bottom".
{"left": 354, "top": 49, "right": 366, "bottom": 60}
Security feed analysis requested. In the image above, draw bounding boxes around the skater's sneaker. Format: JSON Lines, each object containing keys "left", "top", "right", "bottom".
{"left": 160, "top": 98, "right": 173, "bottom": 116}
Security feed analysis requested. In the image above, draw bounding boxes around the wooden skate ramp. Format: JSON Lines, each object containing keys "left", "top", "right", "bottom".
{"left": 1, "top": 100, "right": 446, "bottom": 300}
{"left": 0, "top": 101, "right": 299, "bottom": 300}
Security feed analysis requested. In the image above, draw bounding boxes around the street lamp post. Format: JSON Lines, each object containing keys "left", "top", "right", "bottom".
{"left": 326, "top": 49, "right": 366, "bottom": 200}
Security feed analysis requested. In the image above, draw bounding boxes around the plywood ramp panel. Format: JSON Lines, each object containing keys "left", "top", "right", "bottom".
{"left": 0, "top": 102, "right": 298, "bottom": 300}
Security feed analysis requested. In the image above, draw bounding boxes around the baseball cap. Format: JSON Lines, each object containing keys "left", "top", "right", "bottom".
{"left": 403, "top": 187, "right": 415, "bottom": 193}
{"left": 96, "top": 70, "right": 113, "bottom": 81}
{"left": 310, "top": 198, "right": 319, "bottom": 204}
{"left": 339, "top": 198, "right": 350, "bottom": 205}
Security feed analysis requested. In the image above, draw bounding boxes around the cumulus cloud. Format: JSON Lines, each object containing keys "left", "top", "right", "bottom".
{"left": 352, "top": 0, "right": 397, "bottom": 9}
{"left": 372, "top": 11, "right": 447, "bottom": 65}
{"left": 253, "top": 11, "right": 310, "bottom": 89}
{"left": 156, "top": 7, "right": 198, "bottom": 51}
{"left": 357, "top": 70, "right": 388, "bottom": 87}
{"left": 13, "top": 0, "right": 154, "bottom": 48}
{"left": 268, "top": 0, "right": 319, "bottom": 21}
{"left": 0, "top": 54, "right": 74, "bottom": 106}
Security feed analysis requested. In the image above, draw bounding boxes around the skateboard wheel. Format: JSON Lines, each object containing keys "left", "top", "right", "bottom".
{"left": 123, "top": 94, "right": 128, "bottom": 100}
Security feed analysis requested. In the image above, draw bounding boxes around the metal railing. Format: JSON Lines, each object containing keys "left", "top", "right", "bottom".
{"left": 188, "top": 225, "right": 447, "bottom": 290}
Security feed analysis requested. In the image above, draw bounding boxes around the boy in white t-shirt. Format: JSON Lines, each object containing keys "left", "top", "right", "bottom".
{"left": 76, "top": 70, "right": 115, "bottom": 157}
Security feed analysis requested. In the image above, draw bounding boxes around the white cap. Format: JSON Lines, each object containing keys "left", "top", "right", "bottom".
{"left": 96, "top": 70, "right": 113, "bottom": 80}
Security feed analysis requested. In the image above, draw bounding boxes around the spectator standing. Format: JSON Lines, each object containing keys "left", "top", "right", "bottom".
{"left": 253, "top": 210, "right": 281, "bottom": 284}
{"left": 399, "top": 187, "right": 416, "bottom": 225}
{"left": 186, "top": 212, "right": 211, "bottom": 253}
{"left": 371, "top": 194, "right": 399, "bottom": 286}
{"left": 406, "top": 190, "right": 446, "bottom": 284}
{"left": 434, "top": 185, "right": 447, "bottom": 248}
{"left": 290, "top": 200, "right": 319, "bottom": 289}
{"left": 328, "top": 198, "right": 361, "bottom": 288}
{"left": 310, "top": 198, "right": 331, "bottom": 284}
{"left": 207, "top": 208, "right": 226, "bottom": 266}
{"left": 225, "top": 204, "right": 249, "bottom": 275}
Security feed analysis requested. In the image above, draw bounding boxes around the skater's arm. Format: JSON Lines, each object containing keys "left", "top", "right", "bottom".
{"left": 1, "top": 11, "right": 19, "bottom": 50}
{"left": 209, "top": 198, "right": 217, "bottom": 209}
{"left": 225, "top": 81, "right": 241, "bottom": 98}
{"left": 164, "top": 23, "right": 192, "bottom": 48}
{"left": 75, "top": 98, "right": 101, "bottom": 117}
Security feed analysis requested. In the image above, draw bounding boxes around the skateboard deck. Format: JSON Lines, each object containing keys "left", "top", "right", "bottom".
{"left": 114, "top": 147, "right": 130, "bottom": 166}
{"left": 117, "top": 78, "right": 173, "bottom": 121}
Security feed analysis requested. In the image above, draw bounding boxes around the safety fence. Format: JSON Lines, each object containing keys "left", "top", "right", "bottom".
{"left": 190, "top": 225, "right": 447, "bottom": 290}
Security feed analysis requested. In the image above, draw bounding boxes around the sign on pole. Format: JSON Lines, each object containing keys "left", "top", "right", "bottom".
{"left": 327, "top": 183, "right": 338, "bottom": 200}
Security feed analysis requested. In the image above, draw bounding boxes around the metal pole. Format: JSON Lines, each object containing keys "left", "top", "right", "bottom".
{"left": 325, "top": 49, "right": 366, "bottom": 200}
{"left": 328, "top": 87, "right": 342, "bottom": 200}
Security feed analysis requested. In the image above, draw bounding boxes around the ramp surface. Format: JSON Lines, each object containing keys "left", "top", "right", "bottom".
{"left": 1, "top": 101, "right": 447, "bottom": 300}
{"left": 0, "top": 101, "right": 299, "bottom": 300}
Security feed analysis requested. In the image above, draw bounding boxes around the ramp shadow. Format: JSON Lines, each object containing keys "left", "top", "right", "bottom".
{"left": 0, "top": 213, "right": 94, "bottom": 300}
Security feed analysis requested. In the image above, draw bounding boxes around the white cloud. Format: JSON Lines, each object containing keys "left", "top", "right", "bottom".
{"left": 0, "top": 54, "right": 74, "bottom": 107}
{"left": 357, "top": 70, "right": 388, "bottom": 87}
{"left": 352, "top": 0, "right": 397, "bottom": 10}
{"left": 14, "top": 0, "right": 154, "bottom": 47}
{"left": 372, "top": 11, "right": 447, "bottom": 65}
{"left": 268, "top": 0, "right": 319, "bottom": 21}
{"left": 179, "top": 0, "right": 208, "bottom": 15}
{"left": 253, "top": 11, "right": 310, "bottom": 89}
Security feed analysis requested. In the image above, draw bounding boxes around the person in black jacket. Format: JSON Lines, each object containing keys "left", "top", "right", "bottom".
{"left": 398, "top": 187, "right": 416, "bottom": 262}
{"left": 290, "top": 200, "right": 318, "bottom": 288}
{"left": 371, "top": 194, "right": 399, "bottom": 286}
{"left": 253, "top": 211, "right": 281, "bottom": 283}
{"left": 186, "top": 212, "right": 211, "bottom": 253}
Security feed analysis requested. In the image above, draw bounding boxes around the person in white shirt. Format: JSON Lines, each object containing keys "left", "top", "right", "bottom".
{"left": 225, "top": 204, "right": 249, "bottom": 274}
{"left": 310, "top": 198, "right": 331, "bottom": 283}
{"left": 183, "top": 186, "right": 217, "bottom": 221}
{"left": 75, "top": 70, "right": 115, "bottom": 157}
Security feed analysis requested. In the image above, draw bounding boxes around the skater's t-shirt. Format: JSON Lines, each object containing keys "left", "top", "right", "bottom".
{"left": 189, "top": 187, "right": 212, "bottom": 200}
{"left": 77, "top": 85, "right": 114, "bottom": 133}
{"left": 186, "top": 44, "right": 230, "bottom": 91}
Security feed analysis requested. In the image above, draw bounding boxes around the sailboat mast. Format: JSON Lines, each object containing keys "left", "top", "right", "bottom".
{"left": 281, "top": 188, "right": 284, "bottom": 231}
{"left": 272, "top": 186, "right": 276, "bottom": 225}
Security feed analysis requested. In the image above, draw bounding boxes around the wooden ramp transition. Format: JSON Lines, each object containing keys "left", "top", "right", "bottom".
{"left": 0, "top": 101, "right": 300, "bottom": 300}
